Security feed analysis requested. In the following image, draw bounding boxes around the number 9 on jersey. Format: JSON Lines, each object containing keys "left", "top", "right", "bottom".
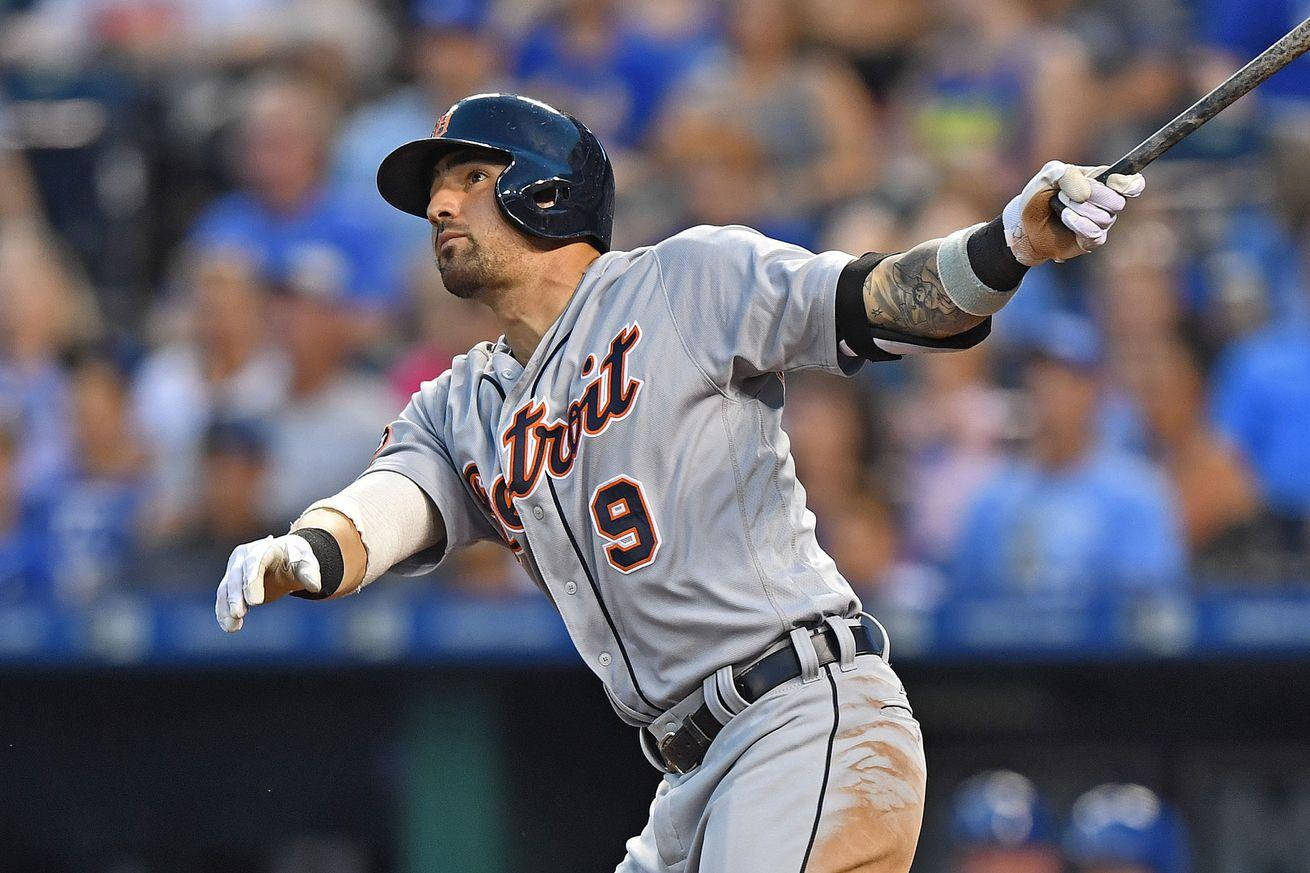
{"left": 590, "top": 476, "right": 660, "bottom": 573}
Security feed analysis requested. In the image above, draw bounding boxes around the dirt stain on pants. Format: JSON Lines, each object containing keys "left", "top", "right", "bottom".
{"left": 805, "top": 687, "right": 928, "bottom": 873}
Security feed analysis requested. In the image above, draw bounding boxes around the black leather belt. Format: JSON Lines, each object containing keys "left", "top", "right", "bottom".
{"left": 655, "top": 618, "right": 885, "bottom": 774}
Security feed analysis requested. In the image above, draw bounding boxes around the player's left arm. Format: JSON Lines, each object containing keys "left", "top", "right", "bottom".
{"left": 859, "top": 162, "right": 1146, "bottom": 340}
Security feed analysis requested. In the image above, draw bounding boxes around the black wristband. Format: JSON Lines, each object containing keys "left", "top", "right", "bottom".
{"left": 289, "top": 527, "right": 345, "bottom": 600}
{"left": 967, "top": 217, "right": 1029, "bottom": 292}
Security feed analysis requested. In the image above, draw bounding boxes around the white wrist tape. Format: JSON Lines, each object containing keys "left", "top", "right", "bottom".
{"left": 936, "top": 222, "right": 1020, "bottom": 317}
{"left": 301, "top": 470, "right": 441, "bottom": 587}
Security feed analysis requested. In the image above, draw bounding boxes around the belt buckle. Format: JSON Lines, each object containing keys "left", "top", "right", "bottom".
{"left": 656, "top": 718, "right": 711, "bottom": 775}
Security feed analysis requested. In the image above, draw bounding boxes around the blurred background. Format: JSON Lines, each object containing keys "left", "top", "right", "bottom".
{"left": 2, "top": 0, "right": 1309, "bottom": 870}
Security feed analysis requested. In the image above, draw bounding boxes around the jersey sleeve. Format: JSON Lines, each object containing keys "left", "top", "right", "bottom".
{"left": 651, "top": 225, "right": 861, "bottom": 386}
{"left": 363, "top": 374, "right": 498, "bottom": 575}
{"left": 651, "top": 225, "right": 989, "bottom": 387}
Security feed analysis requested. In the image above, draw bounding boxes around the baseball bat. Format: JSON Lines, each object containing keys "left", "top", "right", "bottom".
{"left": 1050, "top": 13, "right": 1310, "bottom": 210}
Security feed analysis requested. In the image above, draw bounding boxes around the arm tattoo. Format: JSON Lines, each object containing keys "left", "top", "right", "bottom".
{"left": 862, "top": 239, "right": 988, "bottom": 339}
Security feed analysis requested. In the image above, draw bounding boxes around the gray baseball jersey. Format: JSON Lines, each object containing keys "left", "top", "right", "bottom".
{"left": 367, "top": 224, "right": 926, "bottom": 723}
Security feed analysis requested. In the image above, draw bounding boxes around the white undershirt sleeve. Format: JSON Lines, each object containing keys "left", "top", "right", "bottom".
{"left": 300, "top": 470, "right": 445, "bottom": 588}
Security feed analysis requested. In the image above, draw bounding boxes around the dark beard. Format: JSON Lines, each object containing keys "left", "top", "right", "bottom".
{"left": 435, "top": 235, "right": 490, "bottom": 299}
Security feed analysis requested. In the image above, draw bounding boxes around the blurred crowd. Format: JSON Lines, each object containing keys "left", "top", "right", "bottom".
{"left": 1, "top": 0, "right": 1308, "bottom": 608}
{"left": 948, "top": 772, "right": 1189, "bottom": 873}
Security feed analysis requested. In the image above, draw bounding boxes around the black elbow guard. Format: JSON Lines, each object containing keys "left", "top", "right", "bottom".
{"left": 835, "top": 252, "right": 992, "bottom": 362}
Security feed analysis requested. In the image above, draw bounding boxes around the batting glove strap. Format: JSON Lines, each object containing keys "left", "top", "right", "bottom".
{"left": 289, "top": 528, "right": 345, "bottom": 599}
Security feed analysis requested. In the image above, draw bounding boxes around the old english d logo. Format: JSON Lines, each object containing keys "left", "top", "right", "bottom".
{"left": 433, "top": 111, "right": 453, "bottom": 138}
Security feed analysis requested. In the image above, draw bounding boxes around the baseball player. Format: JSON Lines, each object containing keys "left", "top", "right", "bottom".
{"left": 214, "top": 93, "right": 1144, "bottom": 872}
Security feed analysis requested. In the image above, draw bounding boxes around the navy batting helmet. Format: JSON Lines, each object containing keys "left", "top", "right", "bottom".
{"left": 1064, "top": 784, "right": 1189, "bottom": 873}
{"left": 376, "top": 93, "right": 615, "bottom": 252}
{"left": 950, "top": 771, "right": 1058, "bottom": 850}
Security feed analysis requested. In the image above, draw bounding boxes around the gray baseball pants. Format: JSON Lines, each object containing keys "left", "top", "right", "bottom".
{"left": 616, "top": 629, "right": 927, "bottom": 873}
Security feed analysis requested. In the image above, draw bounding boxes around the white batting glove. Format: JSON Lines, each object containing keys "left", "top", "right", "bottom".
{"left": 215, "top": 534, "right": 322, "bottom": 633}
{"left": 1003, "top": 161, "right": 1146, "bottom": 266}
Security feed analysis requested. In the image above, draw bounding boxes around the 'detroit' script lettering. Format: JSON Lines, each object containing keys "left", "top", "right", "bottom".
{"left": 463, "top": 323, "right": 643, "bottom": 547}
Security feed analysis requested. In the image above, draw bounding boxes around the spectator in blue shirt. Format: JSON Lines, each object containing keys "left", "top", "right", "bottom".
{"left": 1210, "top": 319, "right": 1310, "bottom": 525}
{"left": 189, "top": 74, "right": 400, "bottom": 317}
{"left": 952, "top": 317, "right": 1186, "bottom": 597}
{"left": 42, "top": 344, "right": 148, "bottom": 605}
{"left": 514, "top": 0, "right": 710, "bottom": 151}
{"left": 0, "top": 419, "right": 49, "bottom": 605}
{"left": 0, "top": 224, "right": 101, "bottom": 506}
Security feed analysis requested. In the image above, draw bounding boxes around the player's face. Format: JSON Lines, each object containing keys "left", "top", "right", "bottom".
{"left": 426, "top": 152, "right": 520, "bottom": 299}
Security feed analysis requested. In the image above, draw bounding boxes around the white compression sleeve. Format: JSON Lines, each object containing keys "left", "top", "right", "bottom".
{"left": 301, "top": 470, "right": 444, "bottom": 587}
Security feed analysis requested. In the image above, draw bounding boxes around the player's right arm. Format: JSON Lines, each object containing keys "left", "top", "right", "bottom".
{"left": 215, "top": 471, "right": 445, "bottom": 632}
{"left": 216, "top": 367, "right": 499, "bottom": 633}
{"left": 859, "top": 162, "right": 1146, "bottom": 341}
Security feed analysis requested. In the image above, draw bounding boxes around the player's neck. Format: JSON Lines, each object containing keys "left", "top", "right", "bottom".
{"left": 491, "top": 244, "right": 601, "bottom": 362}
